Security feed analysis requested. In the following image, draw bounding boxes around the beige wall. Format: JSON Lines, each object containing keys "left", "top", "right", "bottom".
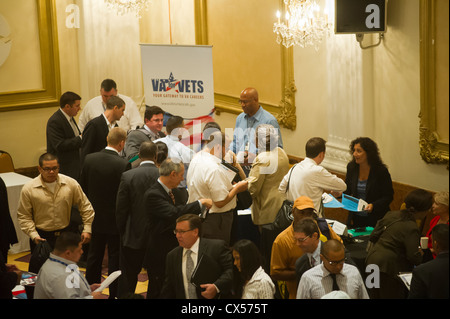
{"left": 0, "top": 0, "right": 448, "bottom": 192}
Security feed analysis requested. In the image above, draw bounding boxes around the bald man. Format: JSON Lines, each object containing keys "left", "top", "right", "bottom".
{"left": 297, "top": 239, "right": 368, "bottom": 299}
{"left": 230, "top": 88, "right": 283, "bottom": 172}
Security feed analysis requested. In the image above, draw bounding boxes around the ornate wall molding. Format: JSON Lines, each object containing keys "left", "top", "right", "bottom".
{"left": 0, "top": 0, "right": 61, "bottom": 112}
{"left": 419, "top": 0, "right": 449, "bottom": 168}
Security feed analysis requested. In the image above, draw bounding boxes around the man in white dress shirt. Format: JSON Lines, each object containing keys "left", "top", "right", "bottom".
{"left": 186, "top": 131, "right": 248, "bottom": 244}
{"left": 296, "top": 239, "right": 369, "bottom": 299}
{"left": 155, "top": 115, "right": 195, "bottom": 203}
{"left": 78, "top": 79, "right": 143, "bottom": 132}
{"left": 279, "top": 137, "right": 346, "bottom": 217}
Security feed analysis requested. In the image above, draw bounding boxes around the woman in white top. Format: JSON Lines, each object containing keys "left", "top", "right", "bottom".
{"left": 232, "top": 239, "right": 275, "bottom": 299}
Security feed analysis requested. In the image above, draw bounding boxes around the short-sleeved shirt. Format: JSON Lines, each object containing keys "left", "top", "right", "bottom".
{"left": 186, "top": 151, "right": 235, "bottom": 213}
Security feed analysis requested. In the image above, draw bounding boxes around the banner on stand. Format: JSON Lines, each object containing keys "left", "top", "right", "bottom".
{"left": 140, "top": 44, "right": 214, "bottom": 119}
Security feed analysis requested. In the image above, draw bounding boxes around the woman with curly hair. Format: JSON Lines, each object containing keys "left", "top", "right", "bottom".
{"left": 345, "top": 137, "right": 394, "bottom": 228}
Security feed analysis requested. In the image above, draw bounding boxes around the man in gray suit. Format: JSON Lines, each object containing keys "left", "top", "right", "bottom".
{"left": 123, "top": 105, "right": 165, "bottom": 162}
{"left": 116, "top": 141, "right": 160, "bottom": 298}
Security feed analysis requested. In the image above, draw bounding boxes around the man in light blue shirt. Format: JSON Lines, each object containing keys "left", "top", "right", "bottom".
{"left": 230, "top": 88, "right": 283, "bottom": 169}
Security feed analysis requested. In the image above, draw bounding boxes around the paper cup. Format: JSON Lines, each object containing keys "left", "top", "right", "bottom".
{"left": 420, "top": 237, "right": 429, "bottom": 249}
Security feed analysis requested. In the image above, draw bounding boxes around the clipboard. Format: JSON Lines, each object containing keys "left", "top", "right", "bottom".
{"left": 190, "top": 253, "right": 221, "bottom": 288}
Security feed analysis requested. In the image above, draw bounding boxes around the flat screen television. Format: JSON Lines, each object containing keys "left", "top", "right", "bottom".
{"left": 335, "top": 0, "right": 387, "bottom": 34}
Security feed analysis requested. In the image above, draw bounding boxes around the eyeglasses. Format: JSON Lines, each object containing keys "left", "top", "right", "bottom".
{"left": 41, "top": 166, "right": 59, "bottom": 172}
{"left": 293, "top": 235, "right": 310, "bottom": 243}
{"left": 173, "top": 229, "right": 194, "bottom": 235}
{"left": 322, "top": 255, "right": 346, "bottom": 266}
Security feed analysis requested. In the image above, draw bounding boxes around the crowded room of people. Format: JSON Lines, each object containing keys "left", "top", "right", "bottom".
{"left": 0, "top": 0, "right": 448, "bottom": 307}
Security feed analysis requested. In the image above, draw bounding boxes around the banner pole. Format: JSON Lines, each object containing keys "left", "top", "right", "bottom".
{"left": 168, "top": 0, "right": 173, "bottom": 44}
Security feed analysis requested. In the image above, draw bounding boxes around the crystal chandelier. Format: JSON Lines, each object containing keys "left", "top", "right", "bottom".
{"left": 273, "top": 0, "right": 331, "bottom": 50}
{"left": 104, "top": 0, "right": 151, "bottom": 18}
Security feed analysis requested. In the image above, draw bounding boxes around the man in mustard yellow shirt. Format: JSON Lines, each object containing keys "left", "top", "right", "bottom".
{"left": 270, "top": 196, "right": 341, "bottom": 299}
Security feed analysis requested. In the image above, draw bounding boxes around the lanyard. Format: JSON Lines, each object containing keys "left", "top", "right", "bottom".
{"left": 49, "top": 257, "right": 91, "bottom": 291}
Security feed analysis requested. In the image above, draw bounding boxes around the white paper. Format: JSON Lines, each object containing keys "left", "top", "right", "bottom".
{"left": 398, "top": 273, "right": 412, "bottom": 290}
{"left": 331, "top": 220, "right": 348, "bottom": 236}
{"left": 94, "top": 270, "right": 121, "bottom": 292}
{"left": 219, "top": 163, "right": 237, "bottom": 183}
{"left": 357, "top": 198, "right": 369, "bottom": 211}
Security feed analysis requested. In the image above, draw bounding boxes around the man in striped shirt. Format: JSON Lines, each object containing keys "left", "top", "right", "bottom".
{"left": 296, "top": 239, "right": 369, "bottom": 299}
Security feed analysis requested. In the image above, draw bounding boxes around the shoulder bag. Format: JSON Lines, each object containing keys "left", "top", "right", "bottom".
{"left": 272, "top": 164, "right": 298, "bottom": 231}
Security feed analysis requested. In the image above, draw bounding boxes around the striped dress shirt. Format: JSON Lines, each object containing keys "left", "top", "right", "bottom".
{"left": 297, "top": 263, "right": 369, "bottom": 299}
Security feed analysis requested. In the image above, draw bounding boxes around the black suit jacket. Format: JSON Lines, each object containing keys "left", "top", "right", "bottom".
{"left": 80, "top": 149, "right": 131, "bottom": 234}
{"left": 409, "top": 252, "right": 449, "bottom": 299}
{"left": 116, "top": 162, "right": 160, "bottom": 250}
{"left": 345, "top": 162, "right": 394, "bottom": 227}
{"left": 0, "top": 177, "right": 17, "bottom": 260}
{"left": 81, "top": 114, "right": 116, "bottom": 167}
{"left": 46, "top": 109, "right": 82, "bottom": 180}
{"left": 160, "top": 237, "right": 233, "bottom": 299}
{"left": 144, "top": 182, "right": 202, "bottom": 273}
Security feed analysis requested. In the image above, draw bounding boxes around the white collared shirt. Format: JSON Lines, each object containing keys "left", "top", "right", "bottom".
{"left": 186, "top": 151, "right": 236, "bottom": 213}
{"left": 279, "top": 157, "right": 346, "bottom": 216}
{"left": 60, "top": 108, "right": 80, "bottom": 137}
{"left": 78, "top": 94, "right": 143, "bottom": 131}
{"left": 297, "top": 263, "right": 369, "bottom": 299}
{"left": 182, "top": 238, "right": 200, "bottom": 298}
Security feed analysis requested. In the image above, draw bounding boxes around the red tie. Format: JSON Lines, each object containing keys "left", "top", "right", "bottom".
{"left": 168, "top": 190, "right": 175, "bottom": 204}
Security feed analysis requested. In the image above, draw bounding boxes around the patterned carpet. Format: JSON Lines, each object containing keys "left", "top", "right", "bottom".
{"left": 7, "top": 251, "right": 148, "bottom": 299}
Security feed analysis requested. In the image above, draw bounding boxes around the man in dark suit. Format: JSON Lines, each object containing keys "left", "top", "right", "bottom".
{"left": 46, "top": 91, "right": 83, "bottom": 180}
{"left": 116, "top": 141, "right": 160, "bottom": 298}
{"left": 160, "top": 214, "right": 234, "bottom": 299}
{"left": 144, "top": 159, "right": 212, "bottom": 299}
{"left": 80, "top": 127, "right": 131, "bottom": 299}
{"left": 409, "top": 224, "right": 449, "bottom": 299}
{"left": 80, "top": 95, "right": 125, "bottom": 167}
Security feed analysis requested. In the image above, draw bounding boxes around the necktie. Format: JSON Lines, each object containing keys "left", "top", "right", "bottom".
{"left": 168, "top": 190, "right": 175, "bottom": 204}
{"left": 185, "top": 250, "right": 197, "bottom": 299}
{"left": 71, "top": 117, "right": 81, "bottom": 136}
{"left": 330, "top": 273, "right": 340, "bottom": 291}
{"left": 310, "top": 256, "right": 315, "bottom": 267}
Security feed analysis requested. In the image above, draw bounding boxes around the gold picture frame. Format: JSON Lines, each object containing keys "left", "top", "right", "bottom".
{"left": 0, "top": 0, "right": 61, "bottom": 112}
{"left": 193, "top": 0, "right": 297, "bottom": 130}
{"left": 419, "top": 0, "right": 449, "bottom": 167}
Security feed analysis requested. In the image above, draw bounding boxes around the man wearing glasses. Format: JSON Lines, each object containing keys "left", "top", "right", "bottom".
{"left": 124, "top": 105, "right": 166, "bottom": 162}
{"left": 230, "top": 87, "right": 283, "bottom": 175}
{"left": 17, "top": 153, "right": 94, "bottom": 253}
{"left": 296, "top": 236, "right": 369, "bottom": 299}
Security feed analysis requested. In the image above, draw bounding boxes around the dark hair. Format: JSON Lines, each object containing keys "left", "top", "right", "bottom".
{"left": 155, "top": 141, "right": 168, "bottom": 165}
{"left": 293, "top": 217, "right": 319, "bottom": 237}
{"left": 176, "top": 214, "right": 202, "bottom": 235}
{"left": 166, "top": 116, "right": 184, "bottom": 134}
{"left": 404, "top": 189, "right": 433, "bottom": 213}
{"left": 320, "top": 239, "right": 345, "bottom": 257}
{"left": 232, "top": 239, "right": 262, "bottom": 281}
{"left": 54, "top": 232, "right": 81, "bottom": 253}
{"left": 144, "top": 105, "right": 164, "bottom": 121}
{"left": 60, "top": 91, "right": 81, "bottom": 108}
{"left": 106, "top": 95, "right": 125, "bottom": 110}
{"left": 350, "top": 137, "right": 384, "bottom": 167}
{"left": 38, "top": 153, "right": 59, "bottom": 167}
{"left": 431, "top": 224, "right": 449, "bottom": 251}
{"left": 101, "top": 79, "right": 117, "bottom": 92}
{"left": 139, "top": 141, "right": 157, "bottom": 161}
{"left": 306, "top": 137, "right": 326, "bottom": 158}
